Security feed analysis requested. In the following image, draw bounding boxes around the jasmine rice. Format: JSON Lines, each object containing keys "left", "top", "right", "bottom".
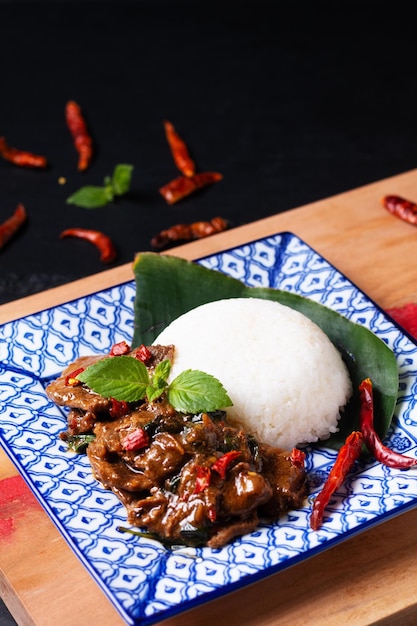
{"left": 155, "top": 297, "right": 352, "bottom": 450}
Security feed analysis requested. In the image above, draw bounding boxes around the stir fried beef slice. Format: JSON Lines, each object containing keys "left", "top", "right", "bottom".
{"left": 87, "top": 410, "right": 158, "bottom": 492}
{"left": 88, "top": 407, "right": 307, "bottom": 547}
{"left": 46, "top": 355, "right": 112, "bottom": 414}
{"left": 45, "top": 344, "right": 175, "bottom": 437}
{"left": 219, "top": 462, "right": 273, "bottom": 516}
{"left": 87, "top": 411, "right": 187, "bottom": 493}
{"left": 207, "top": 514, "right": 260, "bottom": 549}
{"left": 258, "top": 443, "right": 308, "bottom": 519}
{"left": 138, "top": 344, "right": 175, "bottom": 370}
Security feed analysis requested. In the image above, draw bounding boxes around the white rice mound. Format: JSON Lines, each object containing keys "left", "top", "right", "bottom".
{"left": 154, "top": 297, "right": 352, "bottom": 450}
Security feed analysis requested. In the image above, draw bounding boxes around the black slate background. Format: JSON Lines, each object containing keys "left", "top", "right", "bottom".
{"left": 1, "top": 0, "right": 417, "bottom": 623}
{"left": 1, "top": 1, "right": 417, "bottom": 306}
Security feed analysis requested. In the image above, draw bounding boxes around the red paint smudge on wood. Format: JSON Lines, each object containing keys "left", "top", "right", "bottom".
{"left": 0, "top": 475, "right": 42, "bottom": 540}
{"left": 387, "top": 303, "right": 417, "bottom": 339}
{"left": 0, "top": 475, "right": 38, "bottom": 503}
{"left": 0, "top": 517, "right": 14, "bottom": 538}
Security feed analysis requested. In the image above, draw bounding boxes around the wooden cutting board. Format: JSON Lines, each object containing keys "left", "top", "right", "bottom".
{"left": 2, "top": 168, "right": 417, "bottom": 626}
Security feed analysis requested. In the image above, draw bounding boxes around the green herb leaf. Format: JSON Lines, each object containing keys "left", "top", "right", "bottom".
{"left": 65, "top": 164, "right": 134, "bottom": 208}
{"left": 66, "top": 185, "right": 114, "bottom": 208}
{"left": 111, "top": 164, "right": 134, "bottom": 196}
{"left": 167, "top": 369, "right": 232, "bottom": 413}
{"left": 146, "top": 384, "right": 164, "bottom": 403}
{"left": 77, "top": 355, "right": 149, "bottom": 402}
{"left": 145, "top": 359, "right": 170, "bottom": 402}
{"left": 153, "top": 359, "right": 171, "bottom": 386}
{"left": 66, "top": 433, "right": 96, "bottom": 454}
{"left": 76, "top": 354, "right": 230, "bottom": 413}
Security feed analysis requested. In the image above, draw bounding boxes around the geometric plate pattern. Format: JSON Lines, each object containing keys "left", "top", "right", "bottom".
{"left": 1, "top": 231, "right": 417, "bottom": 625}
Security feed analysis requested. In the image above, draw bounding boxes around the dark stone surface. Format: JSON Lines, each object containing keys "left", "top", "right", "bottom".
{"left": 1, "top": 1, "right": 416, "bottom": 306}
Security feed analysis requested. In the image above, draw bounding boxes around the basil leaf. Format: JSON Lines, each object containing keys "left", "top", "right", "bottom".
{"left": 144, "top": 360, "right": 170, "bottom": 402}
{"left": 66, "top": 185, "right": 114, "bottom": 208}
{"left": 153, "top": 359, "right": 171, "bottom": 386}
{"left": 76, "top": 353, "right": 228, "bottom": 413}
{"left": 146, "top": 384, "right": 165, "bottom": 403}
{"left": 66, "top": 164, "right": 133, "bottom": 208}
{"left": 77, "top": 355, "right": 149, "bottom": 402}
{"left": 132, "top": 252, "right": 399, "bottom": 450}
{"left": 168, "top": 369, "right": 232, "bottom": 413}
{"left": 111, "top": 164, "right": 134, "bottom": 196}
{"left": 66, "top": 433, "right": 96, "bottom": 454}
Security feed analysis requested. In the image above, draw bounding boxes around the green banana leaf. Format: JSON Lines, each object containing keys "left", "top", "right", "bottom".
{"left": 132, "top": 252, "right": 399, "bottom": 450}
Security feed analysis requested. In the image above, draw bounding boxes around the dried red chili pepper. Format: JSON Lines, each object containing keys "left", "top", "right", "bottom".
{"left": 110, "top": 341, "right": 131, "bottom": 356}
{"left": 163, "top": 120, "right": 196, "bottom": 177}
{"left": 110, "top": 399, "right": 130, "bottom": 420}
{"left": 211, "top": 450, "right": 241, "bottom": 480}
{"left": 151, "top": 216, "right": 228, "bottom": 249}
{"left": 359, "top": 377, "right": 417, "bottom": 469}
{"left": 310, "top": 430, "right": 363, "bottom": 531}
{"left": 0, "top": 204, "right": 27, "bottom": 250}
{"left": 159, "top": 171, "right": 223, "bottom": 205}
{"left": 381, "top": 195, "right": 417, "bottom": 225}
{"left": 0, "top": 136, "right": 47, "bottom": 168}
{"left": 65, "top": 100, "right": 93, "bottom": 171}
{"left": 135, "top": 344, "right": 152, "bottom": 364}
{"left": 194, "top": 466, "right": 211, "bottom": 494}
{"left": 290, "top": 448, "right": 306, "bottom": 469}
{"left": 122, "top": 428, "right": 149, "bottom": 451}
{"left": 65, "top": 366, "right": 85, "bottom": 386}
{"left": 60, "top": 228, "right": 116, "bottom": 263}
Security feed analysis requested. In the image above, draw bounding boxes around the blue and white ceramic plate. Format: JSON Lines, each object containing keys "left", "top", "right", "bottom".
{"left": 1, "top": 232, "right": 417, "bottom": 625}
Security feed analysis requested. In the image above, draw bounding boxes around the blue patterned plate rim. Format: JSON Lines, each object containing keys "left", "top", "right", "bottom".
{"left": 1, "top": 231, "right": 417, "bottom": 626}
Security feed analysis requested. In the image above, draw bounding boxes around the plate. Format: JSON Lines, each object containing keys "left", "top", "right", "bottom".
{"left": 1, "top": 231, "right": 417, "bottom": 625}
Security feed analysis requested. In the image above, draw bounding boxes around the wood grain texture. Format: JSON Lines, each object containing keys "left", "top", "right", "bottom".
{"left": 2, "top": 168, "right": 417, "bottom": 625}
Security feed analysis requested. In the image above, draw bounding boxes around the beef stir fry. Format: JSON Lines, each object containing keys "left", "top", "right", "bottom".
{"left": 46, "top": 344, "right": 308, "bottom": 548}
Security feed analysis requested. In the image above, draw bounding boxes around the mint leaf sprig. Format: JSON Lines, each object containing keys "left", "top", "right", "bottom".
{"left": 76, "top": 356, "right": 232, "bottom": 414}
{"left": 66, "top": 163, "right": 134, "bottom": 208}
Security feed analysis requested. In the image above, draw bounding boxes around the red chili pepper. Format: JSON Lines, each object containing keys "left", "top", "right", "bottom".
{"left": 359, "top": 377, "right": 417, "bottom": 469}
{"left": 135, "top": 344, "right": 152, "bottom": 364}
{"left": 65, "top": 366, "right": 85, "bottom": 386}
{"left": 0, "top": 204, "right": 27, "bottom": 250}
{"left": 122, "top": 428, "right": 149, "bottom": 451}
{"left": 65, "top": 100, "right": 93, "bottom": 171}
{"left": 151, "top": 216, "right": 228, "bottom": 249}
{"left": 60, "top": 228, "right": 116, "bottom": 263}
{"left": 211, "top": 450, "right": 241, "bottom": 480}
{"left": 110, "top": 399, "right": 130, "bottom": 420}
{"left": 194, "top": 466, "right": 211, "bottom": 494}
{"left": 0, "top": 136, "right": 47, "bottom": 168}
{"left": 381, "top": 195, "right": 417, "bottom": 225}
{"left": 110, "top": 341, "right": 131, "bottom": 356}
{"left": 310, "top": 430, "right": 363, "bottom": 531}
{"left": 163, "top": 120, "right": 196, "bottom": 177}
{"left": 290, "top": 448, "right": 306, "bottom": 469}
{"left": 159, "top": 171, "right": 223, "bottom": 205}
